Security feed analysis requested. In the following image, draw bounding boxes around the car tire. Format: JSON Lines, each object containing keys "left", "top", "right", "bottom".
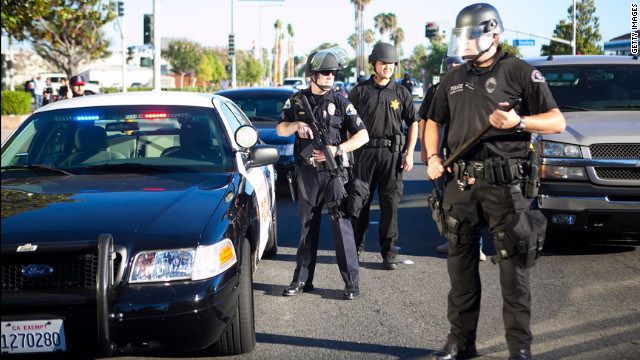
{"left": 212, "top": 237, "right": 256, "bottom": 355}
{"left": 263, "top": 202, "right": 278, "bottom": 258}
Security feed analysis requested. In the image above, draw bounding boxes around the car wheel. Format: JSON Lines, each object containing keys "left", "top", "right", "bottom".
{"left": 263, "top": 202, "right": 278, "bottom": 258}
{"left": 212, "top": 237, "right": 256, "bottom": 355}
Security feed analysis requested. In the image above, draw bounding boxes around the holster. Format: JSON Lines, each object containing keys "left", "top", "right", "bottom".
{"left": 490, "top": 184, "right": 547, "bottom": 268}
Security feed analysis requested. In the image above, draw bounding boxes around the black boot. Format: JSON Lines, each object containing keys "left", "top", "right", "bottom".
{"left": 508, "top": 349, "right": 532, "bottom": 360}
{"left": 282, "top": 281, "right": 313, "bottom": 296}
{"left": 343, "top": 282, "right": 359, "bottom": 300}
{"left": 428, "top": 342, "right": 478, "bottom": 360}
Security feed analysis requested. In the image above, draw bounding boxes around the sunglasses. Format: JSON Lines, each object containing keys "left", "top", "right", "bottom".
{"left": 318, "top": 70, "right": 338, "bottom": 77}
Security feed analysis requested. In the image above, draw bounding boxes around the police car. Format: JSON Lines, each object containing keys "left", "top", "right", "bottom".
{"left": 0, "top": 92, "right": 279, "bottom": 357}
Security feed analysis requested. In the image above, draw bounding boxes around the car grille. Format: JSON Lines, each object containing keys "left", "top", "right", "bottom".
{"left": 2, "top": 250, "right": 122, "bottom": 291}
{"left": 595, "top": 167, "right": 640, "bottom": 180}
{"left": 590, "top": 144, "right": 640, "bottom": 159}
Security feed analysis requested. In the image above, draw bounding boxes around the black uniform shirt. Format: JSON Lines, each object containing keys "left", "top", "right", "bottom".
{"left": 418, "top": 83, "right": 439, "bottom": 120}
{"left": 427, "top": 48, "right": 558, "bottom": 161}
{"left": 279, "top": 88, "right": 366, "bottom": 161}
{"left": 348, "top": 76, "right": 418, "bottom": 139}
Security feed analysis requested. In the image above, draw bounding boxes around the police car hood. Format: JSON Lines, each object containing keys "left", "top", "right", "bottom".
{"left": 1, "top": 173, "right": 232, "bottom": 246}
{"left": 538, "top": 111, "right": 639, "bottom": 146}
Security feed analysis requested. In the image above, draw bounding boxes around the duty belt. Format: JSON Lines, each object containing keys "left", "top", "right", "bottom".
{"left": 450, "top": 158, "right": 527, "bottom": 189}
{"left": 365, "top": 134, "right": 406, "bottom": 152}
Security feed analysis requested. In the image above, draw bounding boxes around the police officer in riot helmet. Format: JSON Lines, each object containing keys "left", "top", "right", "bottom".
{"left": 277, "top": 47, "right": 369, "bottom": 300}
{"left": 425, "top": 4, "right": 565, "bottom": 360}
{"left": 348, "top": 42, "right": 419, "bottom": 270}
{"left": 400, "top": 71, "right": 413, "bottom": 93}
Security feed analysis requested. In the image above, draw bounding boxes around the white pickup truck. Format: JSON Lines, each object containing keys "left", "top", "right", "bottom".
{"left": 526, "top": 55, "right": 640, "bottom": 237}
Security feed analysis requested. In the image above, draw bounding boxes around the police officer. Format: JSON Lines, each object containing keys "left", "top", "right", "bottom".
{"left": 69, "top": 75, "right": 87, "bottom": 98}
{"left": 425, "top": 4, "right": 565, "bottom": 360}
{"left": 401, "top": 71, "right": 413, "bottom": 94}
{"left": 277, "top": 47, "right": 369, "bottom": 300}
{"left": 348, "top": 43, "right": 419, "bottom": 270}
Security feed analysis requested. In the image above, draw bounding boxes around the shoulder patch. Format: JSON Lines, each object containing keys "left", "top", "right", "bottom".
{"left": 346, "top": 104, "right": 357, "bottom": 115}
{"left": 531, "top": 70, "right": 546, "bottom": 83}
{"left": 283, "top": 99, "right": 291, "bottom": 109}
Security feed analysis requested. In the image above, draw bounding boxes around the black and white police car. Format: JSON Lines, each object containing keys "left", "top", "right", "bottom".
{"left": 1, "top": 91, "right": 279, "bottom": 357}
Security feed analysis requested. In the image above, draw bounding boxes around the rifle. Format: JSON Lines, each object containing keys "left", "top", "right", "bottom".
{"left": 299, "top": 94, "right": 348, "bottom": 197}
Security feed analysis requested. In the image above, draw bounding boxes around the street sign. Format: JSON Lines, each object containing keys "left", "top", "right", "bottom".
{"left": 513, "top": 39, "right": 535, "bottom": 46}
{"left": 132, "top": 45, "right": 153, "bottom": 51}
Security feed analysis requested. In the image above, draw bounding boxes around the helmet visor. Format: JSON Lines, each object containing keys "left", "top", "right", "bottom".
{"left": 448, "top": 26, "right": 495, "bottom": 60}
{"left": 310, "top": 47, "right": 349, "bottom": 72}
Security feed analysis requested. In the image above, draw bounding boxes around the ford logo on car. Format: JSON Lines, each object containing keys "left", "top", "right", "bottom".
{"left": 22, "top": 265, "right": 54, "bottom": 277}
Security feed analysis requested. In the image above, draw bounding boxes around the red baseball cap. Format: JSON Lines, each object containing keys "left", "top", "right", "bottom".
{"left": 70, "top": 75, "right": 85, "bottom": 85}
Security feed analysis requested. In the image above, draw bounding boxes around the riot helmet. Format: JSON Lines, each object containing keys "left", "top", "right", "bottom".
{"left": 368, "top": 43, "right": 398, "bottom": 64}
{"left": 304, "top": 51, "right": 317, "bottom": 78}
{"left": 448, "top": 3, "right": 503, "bottom": 61}
{"left": 306, "top": 47, "right": 348, "bottom": 91}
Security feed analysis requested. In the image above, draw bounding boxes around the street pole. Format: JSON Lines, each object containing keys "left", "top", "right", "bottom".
{"left": 572, "top": 0, "right": 577, "bottom": 55}
{"left": 153, "top": 0, "right": 161, "bottom": 90}
{"left": 231, "top": 0, "right": 236, "bottom": 89}
{"left": 118, "top": 12, "right": 127, "bottom": 93}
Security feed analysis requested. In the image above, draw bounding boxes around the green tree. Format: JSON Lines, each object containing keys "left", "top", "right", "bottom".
{"left": 374, "top": 13, "right": 398, "bottom": 43}
{"left": 351, "top": 0, "right": 372, "bottom": 77}
{"left": 197, "top": 50, "right": 226, "bottom": 91}
{"left": 238, "top": 54, "right": 263, "bottom": 86}
{"left": 1, "top": 0, "right": 116, "bottom": 78}
{"left": 162, "top": 39, "right": 203, "bottom": 90}
{"left": 541, "top": 0, "right": 603, "bottom": 55}
{"left": 500, "top": 40, "right": 522, "bottom": 58}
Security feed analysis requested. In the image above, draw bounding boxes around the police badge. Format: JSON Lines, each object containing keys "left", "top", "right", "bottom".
{"left": 327, "top": 102, "right": 336, "bottom": 115}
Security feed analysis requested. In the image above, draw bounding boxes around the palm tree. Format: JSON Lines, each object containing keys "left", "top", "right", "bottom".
{"left": 272, "top": 20, "right": 281, "bottom": 85}
{"left": 351, "top": 0, "right": 371, "bottom": 76}
{"left": 375, "top": 13, "right": 398, "bottom": 43}
{"left": 287, "top": 24, "right": 294, "bottom": 78}
{"left": 390, "top": 27, "right": 404, "bottom": 55}
{"left": 364, "top": 28, "right": 376, "bottom": 55}
{"left": 348, "top": 33, "right": 359, "bottom": 52}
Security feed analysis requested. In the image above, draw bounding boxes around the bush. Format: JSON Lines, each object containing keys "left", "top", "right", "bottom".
{"left": 1, "top": 91, "right": 32, "bottom": 115}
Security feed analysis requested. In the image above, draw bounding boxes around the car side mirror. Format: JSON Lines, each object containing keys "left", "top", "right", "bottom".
{"left": 245, "top": 145, "right": 280, "bottom": 170}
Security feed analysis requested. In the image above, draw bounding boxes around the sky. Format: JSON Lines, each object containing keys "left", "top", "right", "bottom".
{"left": 2, "top": 0, "right": 635, "bottom": 60}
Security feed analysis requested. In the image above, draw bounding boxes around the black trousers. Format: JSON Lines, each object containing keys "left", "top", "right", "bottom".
{"left": 352, "top": 147, "right": 403, "bottom": 260}
{"left": 291, "top": 165, "right": 359, "bottom": 285}
{"left": 442, "top": 178, "right": 532, "bottom": 354}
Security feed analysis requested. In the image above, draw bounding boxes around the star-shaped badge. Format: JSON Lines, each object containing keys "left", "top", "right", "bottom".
{"left": 390, "top": 99, "right": 400, "bottom": 110}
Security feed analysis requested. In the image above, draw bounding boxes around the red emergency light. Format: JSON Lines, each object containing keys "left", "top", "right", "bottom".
{"left": 143, "top": 113, "right": 168, "bottom": 119}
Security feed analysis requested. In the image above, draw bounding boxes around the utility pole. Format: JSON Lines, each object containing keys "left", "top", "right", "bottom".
{"left": 153, "top": 0, "right": 161, "bottom": 90}
{"left": 116, "top": 1, "right": 127, "bottom": 92}
{"left": 231, "top": 0, "right": 236, "bottom": 89}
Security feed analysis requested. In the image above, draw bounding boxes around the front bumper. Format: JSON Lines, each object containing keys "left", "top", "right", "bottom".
{"left": 537, "top": 181, "right": 640, "bottom": 233}
{"left": 1, "top": 235, "right": 239, "bottom": 357}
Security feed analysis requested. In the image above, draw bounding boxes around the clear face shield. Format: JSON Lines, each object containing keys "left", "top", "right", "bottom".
{"left": 310, "top": 47, "right": 349, "bottom": 72}
{"left": 448, "top": 26, "right": 495, "bottom": 61}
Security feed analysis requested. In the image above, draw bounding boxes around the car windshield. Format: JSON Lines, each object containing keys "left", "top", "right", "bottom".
{"left": 221, "top": 93, "right": 289, "bottom": 121}
{"left": 536, "top": 64, "right": 640, "bottom": 111}
{"left": 282, "top": 79, "right": 301, "bottom": 86}
{"left": 1, "top": 105, "right": 235, "bottom": 176}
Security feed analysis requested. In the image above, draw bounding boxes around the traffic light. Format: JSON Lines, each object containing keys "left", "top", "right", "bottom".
{"left": 425, "top": 22, "right": 439, "bottom": 39}
{"left": 140, "top": 57, "right": 152, "bottom": 67}
{"left": 127, "top": 46, "right": 134, "bottom": 61}
{"left": 117, "top": 1, "right": 124, "bottom": 17}
{"left": 143, "top": 14, "right": 153, "bottom": 45}
{"left": 228, "top": 34, "right": 235, "bottom": 56}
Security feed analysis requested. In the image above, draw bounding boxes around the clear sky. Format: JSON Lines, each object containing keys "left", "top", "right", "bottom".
{"left": 3, "top": 0, "right": 634, "bottom": 60}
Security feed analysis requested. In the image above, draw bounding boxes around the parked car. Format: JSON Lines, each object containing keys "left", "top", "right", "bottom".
{"left": 1, "top": 91, "right": 279, "bottom": 357}
{"left": 526, "top": 55, "right": 640, "bottom": 236}
{"left": 216, "top": 87, "right": 296, "bottom": 184}
{"left": 281, "top": 77, "right": 308, "bottom": 90}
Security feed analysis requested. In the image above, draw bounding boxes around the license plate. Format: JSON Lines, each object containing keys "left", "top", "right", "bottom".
{"left": 1, "top": 319, "right": 66, "bottom": 354}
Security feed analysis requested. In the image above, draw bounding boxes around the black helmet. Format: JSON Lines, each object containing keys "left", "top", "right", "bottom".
{"left": 440, "top": 56, "right": 465, "bottom": 74}
{"left": 403, "top": 71, "right": 410, "bottom": 76}
{"left": 304, "top": 51, "right": 318, "bottom": 77}
{"left": 449, "top": 3, "right": 503, "bottom": 61}
{"left": 455, "top": 3, "right": 503, "bottom": 34}
{"left": 307, "top": 47, "right": 349, "bottom": 74}
{"left": 368, "top": 43, "right": 398, "bottom": 64}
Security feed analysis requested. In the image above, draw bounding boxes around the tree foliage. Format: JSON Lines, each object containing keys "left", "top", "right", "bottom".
{"left": 540, "top": 0, "right": 603, "bottom": 55}
{"left": 162, "top": 39, "right": 203, "bottom": 89}
{"left": 1, "top": 0, "right": 116, "bottom": 78}
{"left": 238, "top": 53, "right": 263, "bottom": 86}
{"left": 500, "top": 40, "right": 522, "bottom": 58}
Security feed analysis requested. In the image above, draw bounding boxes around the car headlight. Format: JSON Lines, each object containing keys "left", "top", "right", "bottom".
{"left": 276, "top": 144, "right": 294, "bottom": 157}
{"left": 541, "top": 165, "right": 587, "bottom": 180}
{"left": 129, "top": 239, "right": 237, "bottom": 283}
{"left": 541, "top": 141, "right": 582, "bottom": 158}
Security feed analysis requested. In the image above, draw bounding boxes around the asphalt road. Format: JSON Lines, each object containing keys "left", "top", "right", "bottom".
{"left": 109, "top": 152, "right": 640, "bottom": 360}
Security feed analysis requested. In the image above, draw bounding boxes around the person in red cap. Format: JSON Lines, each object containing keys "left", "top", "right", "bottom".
{"left": 69, "top": 75, "right": 86, "bottom": 98}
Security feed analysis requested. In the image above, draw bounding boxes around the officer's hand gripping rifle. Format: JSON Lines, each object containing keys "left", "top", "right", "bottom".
{"left": 300, "top": 94, "right": 348, "bottom": 197}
